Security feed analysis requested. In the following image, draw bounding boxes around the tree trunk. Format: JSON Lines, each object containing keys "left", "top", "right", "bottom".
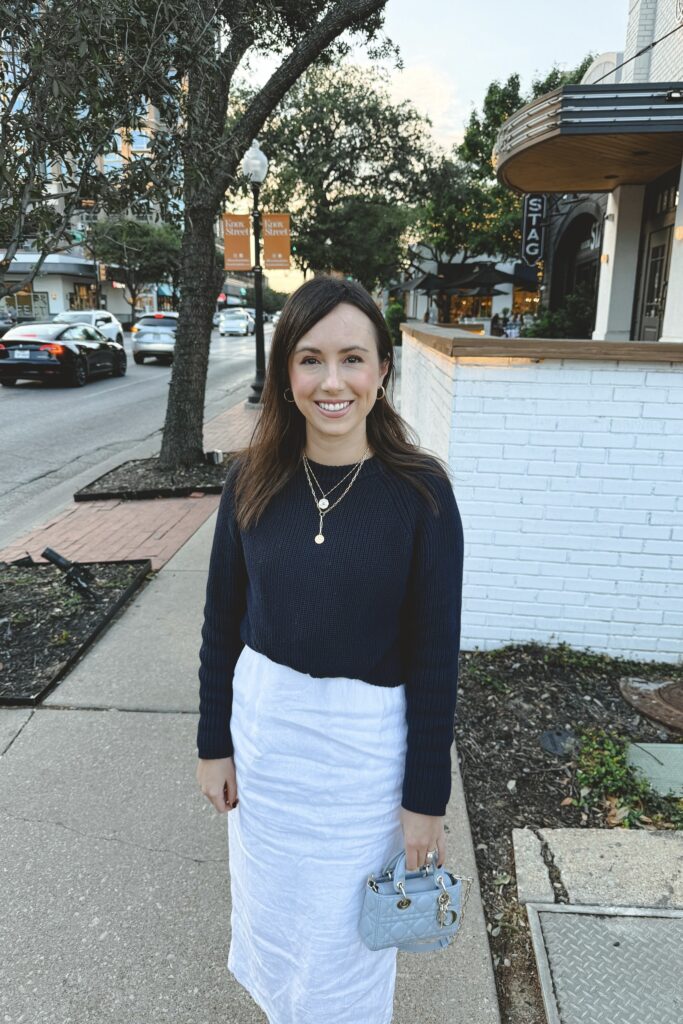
{"left": 158, "top": 205, "right": 217, "bottom": 468}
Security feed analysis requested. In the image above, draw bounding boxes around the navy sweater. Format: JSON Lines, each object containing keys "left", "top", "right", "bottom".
{"left": 197, "top": 453, "right": 464, "bottom": 817}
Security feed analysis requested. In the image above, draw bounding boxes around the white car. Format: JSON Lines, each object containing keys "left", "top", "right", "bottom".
{"left": 219, "top": 309, "right": 255, "bottom": 336}
{"left": 131, "top": 312, "right": 179, "bottom": 364}
{"left": 53, "top": 310, "right": 125, "bottom": 346}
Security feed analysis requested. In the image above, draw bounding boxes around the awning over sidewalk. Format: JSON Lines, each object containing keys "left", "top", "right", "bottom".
{"left": 493, "top": 82, "right": 683, "bottom": 194}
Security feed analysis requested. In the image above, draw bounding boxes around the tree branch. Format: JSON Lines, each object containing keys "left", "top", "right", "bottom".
{"left": 213, "top": 0, "right": 387, "bottom": 202}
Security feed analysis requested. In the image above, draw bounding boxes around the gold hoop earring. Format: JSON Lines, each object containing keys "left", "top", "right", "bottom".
{"left": 376, "top": 385, "right": 386, "bottom": 400}
{"left": 283, "top": 387, "right": 295, "bottom": 403}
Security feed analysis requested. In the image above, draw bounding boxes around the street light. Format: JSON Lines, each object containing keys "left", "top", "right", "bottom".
{"left": 241, "top": 139, "right": 269, "bottom": 405}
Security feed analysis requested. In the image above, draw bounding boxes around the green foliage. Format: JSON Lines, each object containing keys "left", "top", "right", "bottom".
{"left": 415, "top": 55, "right": 595, "bottom": 264}
{"left": 241, "top": 62, "right": 432, "bottom": 288}
{"left": 384, "top": 300, "right": 404, "bottom": 345}
{"left": 576, "top": 727, "right": 683, "bottom": 830}
{"left": 521, "top": 282, "right": 596, "bottom": 338}
{"left": 89, "top": 217, "right": 181, "bottom": 309}
{"left": 0, "top": 0, "right": 183, "bottom": 297}
{"left": 243, "top": 284, "right": 291, "bottom": 314}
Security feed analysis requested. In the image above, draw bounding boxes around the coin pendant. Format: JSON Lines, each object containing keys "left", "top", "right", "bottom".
{"left": 315, "top": 533, "right": 325, "bottom": 544}
{"left": 317, "top": 498, "right": 329, "bottom": 510}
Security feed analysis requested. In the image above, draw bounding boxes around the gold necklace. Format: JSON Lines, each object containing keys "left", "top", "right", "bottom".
{"left": 302, "top": 450, "right": 368, "bottom": 510}
{"left": 302, "top": 447, "right": 370, "bottom": 544}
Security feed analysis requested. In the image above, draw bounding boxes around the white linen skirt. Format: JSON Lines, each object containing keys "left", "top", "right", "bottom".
{"left": 226, "top": 643, "right": 407, "bottom": 1024}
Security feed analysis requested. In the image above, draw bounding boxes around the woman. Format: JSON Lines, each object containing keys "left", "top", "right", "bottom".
{"left": 196, "top": 276, "right": 464, "bottom": 1024}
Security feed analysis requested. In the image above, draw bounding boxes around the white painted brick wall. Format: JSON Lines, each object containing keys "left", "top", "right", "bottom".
{"left": 400, "top": 330, "right": 683, "bottom": 664}
{"left": 651, "top": 0, "right": 683, "bottom": 81}
{"left": 623, "top": 1, "right": 683, "bottom": 82}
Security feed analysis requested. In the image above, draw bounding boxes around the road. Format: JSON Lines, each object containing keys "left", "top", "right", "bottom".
{"left": 0, "top": 328, "right": 271, "bottom": 549}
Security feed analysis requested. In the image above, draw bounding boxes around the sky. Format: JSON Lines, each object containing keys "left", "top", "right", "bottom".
{"left": 245, "top": 0, "right": 629, "bottom": 150}
{"left": 376, "top": 0, "right": 629, "bottom": 148}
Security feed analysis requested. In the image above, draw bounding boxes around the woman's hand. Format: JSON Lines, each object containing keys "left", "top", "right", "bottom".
{"left": 400, "top": 806, "right": 446, "bottom": 870}
{"left": 196, "top": 756, "right": 238, "bottom": 814}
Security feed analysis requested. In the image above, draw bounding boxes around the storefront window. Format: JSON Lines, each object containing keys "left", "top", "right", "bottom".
{"left": 70, "top": 284, "right": 96, "bottom": 311}
{"left": 3, "top": 289, "right": 49, "bottom": 319}
{"left": 512, "top": 288, "right": 540, "bottom": 315}
{"left": 448, "top": 294, "right": 492, "bottom": 322}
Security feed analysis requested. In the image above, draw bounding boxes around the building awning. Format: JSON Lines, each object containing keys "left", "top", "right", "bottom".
{"left": 1, "top": 254, "right": 95, "bottom": 279}
{"left": 156, "top": 283, "right": 173, "bottom": 297}
{"left": 493, "top": 82, "right": 683, "bottom": 194}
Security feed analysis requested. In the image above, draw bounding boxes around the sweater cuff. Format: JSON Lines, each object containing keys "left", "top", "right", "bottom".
{"left": 401, "top": 748, "right": 452, "bottom": 817}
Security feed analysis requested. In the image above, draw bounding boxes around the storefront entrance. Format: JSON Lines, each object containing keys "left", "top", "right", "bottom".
{"left": 635, "top": 169, "right": 678, "bottom": 341}
{"left": 639, "top": 227, "right": 673, "bottom": 340}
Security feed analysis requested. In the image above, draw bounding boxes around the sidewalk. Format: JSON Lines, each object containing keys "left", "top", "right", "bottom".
{"left": 0, "top": 382, "right": 501, "bottom": 1024}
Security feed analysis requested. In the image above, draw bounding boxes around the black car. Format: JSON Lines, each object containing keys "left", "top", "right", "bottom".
{"left": 0, "top": 321, "right": 127, "bottom": 387}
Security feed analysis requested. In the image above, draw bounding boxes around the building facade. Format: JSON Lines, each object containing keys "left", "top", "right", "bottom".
{"left": 493, "top": 0, "right": 683, "bottom": 343}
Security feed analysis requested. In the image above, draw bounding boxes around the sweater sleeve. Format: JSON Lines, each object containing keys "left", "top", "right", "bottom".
{"left": 196, "top": 460, "right": 248, "bottom": 759}
{"left": 401, "top": 470, "right": 464, "bottom": 816}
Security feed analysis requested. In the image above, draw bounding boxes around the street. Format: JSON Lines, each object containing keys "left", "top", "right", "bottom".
{"left": 0, "top": 327, "right": 271, "bottom": 549}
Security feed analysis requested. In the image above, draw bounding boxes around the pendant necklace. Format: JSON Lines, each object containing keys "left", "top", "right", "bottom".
{"left": 302, "top": 447, "right": 370, "bottom": 544}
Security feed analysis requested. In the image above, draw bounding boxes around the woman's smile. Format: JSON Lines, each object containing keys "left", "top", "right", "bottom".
{"left": 314, "top": 400, "right": 354, "bottom": 417}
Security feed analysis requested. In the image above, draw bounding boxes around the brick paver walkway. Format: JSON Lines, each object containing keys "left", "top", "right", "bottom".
{"left": 0, "top": 401, "right": 259, "bottom": 571}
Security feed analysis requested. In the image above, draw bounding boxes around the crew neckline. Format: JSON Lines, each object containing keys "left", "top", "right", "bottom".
{"left": 303, "top": 453, "right": 380, "bottom": 476}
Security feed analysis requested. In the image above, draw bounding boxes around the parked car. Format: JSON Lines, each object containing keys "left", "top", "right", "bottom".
{"left": 212, "top": 311, "right": 221, "bottom": 328}
{"left": 219, "top": 309, "right": 255, "bottom": 336}
{"left": 0, "top": 322, "right": 126, "bottom": 387}
{"left": 53, "top": 309, "right": 125, "bottom": 346}
{"left": 131, "top": 311, "right": 179, "bottom": 364}
{"left": 271, "top": 310, "right": 282, "bottom": 326}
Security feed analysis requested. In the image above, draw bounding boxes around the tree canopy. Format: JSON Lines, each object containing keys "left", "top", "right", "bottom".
{"left": 0, "top": 0, "right": 180, "bottom": 298}
{"left": 236, "top": 62, "right": 432, "bottom": 288}
{"left": 89, "top": 217, "right": 181, "bottom": 314}
{"left": 417, "top": 55, "right": 595, "bottom": 264}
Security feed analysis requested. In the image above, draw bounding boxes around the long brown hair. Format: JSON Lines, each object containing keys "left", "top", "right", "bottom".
{"left": 232, "top": 275, "right": 451, "bottom": 530}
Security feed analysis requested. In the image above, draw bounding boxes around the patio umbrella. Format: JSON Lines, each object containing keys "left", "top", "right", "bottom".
{"left": 456, "top": 264, "right": 516, "bottom": 288}
{"left": 447, "top": 286, "right": 507, "bottom": 297}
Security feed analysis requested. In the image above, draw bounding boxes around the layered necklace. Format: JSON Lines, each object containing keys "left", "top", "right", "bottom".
{"left": 302, "top": 446, "right": 371, "bottom": 545}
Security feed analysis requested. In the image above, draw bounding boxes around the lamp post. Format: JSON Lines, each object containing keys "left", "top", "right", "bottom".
{"left": 242, "top": 139, "right": 269, "bottom": 405}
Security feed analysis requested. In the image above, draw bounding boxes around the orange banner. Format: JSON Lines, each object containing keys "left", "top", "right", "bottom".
{"left": 223, "top": 214, "right": 251, "bottom": 271}
{"left": 263, "top": 213, "right": 291, "bottom": 269}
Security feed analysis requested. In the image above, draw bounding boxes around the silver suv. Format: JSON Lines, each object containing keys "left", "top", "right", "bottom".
{"left": 132, "top": 312, "right": 179, "bottom": 365}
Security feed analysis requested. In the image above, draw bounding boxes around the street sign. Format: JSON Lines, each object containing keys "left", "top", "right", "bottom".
{"left": 223, "top": 214, "right": 251, "bottom": 271}
{"left": 263, "top": 213, "right": 291, "bottom": 269}
{"left": 521, "top": 194, "right": 547, "bottom": 266}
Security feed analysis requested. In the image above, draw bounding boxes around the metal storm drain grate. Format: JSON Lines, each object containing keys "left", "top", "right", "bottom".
{"left": 526, "top": 903, "right": 683, "bottom": 1024}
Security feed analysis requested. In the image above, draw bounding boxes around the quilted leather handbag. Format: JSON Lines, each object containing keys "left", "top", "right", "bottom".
{"left": 359, "top": 849, "right": 472, "bottom": 953}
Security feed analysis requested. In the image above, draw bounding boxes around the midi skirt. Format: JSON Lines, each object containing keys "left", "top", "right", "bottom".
{"left": 226, "top": 644, "right": 408, "bottom": 1024}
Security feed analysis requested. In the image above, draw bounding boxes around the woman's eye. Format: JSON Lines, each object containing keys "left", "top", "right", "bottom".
{"left": 300, "top": 355, "right": 362, "bottom": 365}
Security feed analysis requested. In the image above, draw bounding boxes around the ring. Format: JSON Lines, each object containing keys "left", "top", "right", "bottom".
{"left": 425, "top": 850, "right": 436, "bottom": 863}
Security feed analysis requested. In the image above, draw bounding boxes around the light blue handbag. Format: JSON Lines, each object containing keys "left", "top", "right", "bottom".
{"left": 359, "top": 849, "right": 472, "bottom": 954}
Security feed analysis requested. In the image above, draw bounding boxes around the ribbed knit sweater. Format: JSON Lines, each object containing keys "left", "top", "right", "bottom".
{"left": 197, "top": 452, "right": 464, "bottom": 817}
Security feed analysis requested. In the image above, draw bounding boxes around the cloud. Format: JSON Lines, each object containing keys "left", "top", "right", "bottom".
{"left": 387, "top": 62, "right": 468, "bottom": 152}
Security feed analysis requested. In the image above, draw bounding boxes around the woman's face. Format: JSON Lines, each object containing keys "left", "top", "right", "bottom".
{"left": 287, "top": 303, "right": 390, "bottom": 451}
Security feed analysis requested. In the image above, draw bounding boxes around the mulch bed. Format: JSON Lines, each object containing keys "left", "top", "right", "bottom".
{"left": 73, "top": 455, "right": 237, "bottom": 501}
{"left": 455, "top": 641, "right": 683, "bottom": 1024}
{"left": 0, "top": 560, "right": 151, "bottom": 705}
